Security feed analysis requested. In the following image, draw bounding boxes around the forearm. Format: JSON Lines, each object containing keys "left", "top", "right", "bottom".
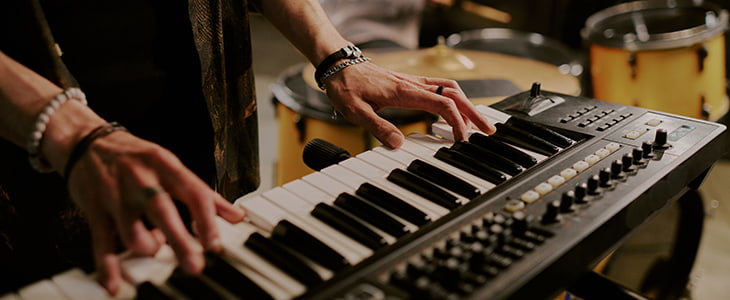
{"left": 255, "top": 0, "right": 351, "bottom": 66}
{"left": 0, "top": 51, "right": 106, "bottom": 172}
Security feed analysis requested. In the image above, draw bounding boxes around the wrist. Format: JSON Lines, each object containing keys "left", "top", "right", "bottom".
{"left": 41, "top": 100, "right": 106, "bottom": 173}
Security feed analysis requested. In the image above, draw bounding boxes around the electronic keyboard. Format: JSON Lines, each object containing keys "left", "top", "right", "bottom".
{"left": 4, "top": 84, "right": 726, "bottom": 300}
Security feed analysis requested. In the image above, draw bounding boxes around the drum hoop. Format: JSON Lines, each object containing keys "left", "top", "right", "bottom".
{"left": 271, "top": 63, "right": 356, "bottom": 124}
{"left": 446, "top": 28, "right": 582, "bottom": 66}
{"left": 583, "top": 0, "right": 728, "bottom": 50}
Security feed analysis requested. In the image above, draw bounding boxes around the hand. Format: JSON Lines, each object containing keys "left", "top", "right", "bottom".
{"left": 323, "top": 61, "right": 496, "bottom": 148}
{"left": 65, "top": 130, "right": 246, "bottom": 295}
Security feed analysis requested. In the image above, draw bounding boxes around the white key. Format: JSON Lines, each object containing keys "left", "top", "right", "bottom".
{"left": 302, "top": 172, "right": 350, "bottom": 198}
{"left": 0, "top": 294, "right": 21, "bottom": 300}
{"left": 236, "top": 196, "right": 364, "bottom": 275}
{"left": 121, "top": 245, "right": 176, "bottom": 286}
{"left": 340, "top": 157, "right": 449, "bottom": 219}
{"left": 217, "top": 219, "right": 305, "bottom": 297}
{"left": 17, "top": 280, "right": 69, "bottom": 300}
{"left": 262, "top": 187, "right": 371, "bottom": 261}
{"left": 235, "top": 195, "right": 288, "bottom": 232}
{"left": 300, "top": 171, "right": 398, "bottom": 244}
{"left": 320, "top": 163, "right": 426, "bottom": 232}
{"left": 377, "top": 138, "right": 494, "bottom": 192}
{"left": 52, "top": 268, "right": 134, "bottom": 300}
{"left": 283, "top": 179, "right": 330, "bottom": 206}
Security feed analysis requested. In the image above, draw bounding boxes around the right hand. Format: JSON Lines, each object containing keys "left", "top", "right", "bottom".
{"left": 64, "top": 129, "right": 246, "bottom": 295}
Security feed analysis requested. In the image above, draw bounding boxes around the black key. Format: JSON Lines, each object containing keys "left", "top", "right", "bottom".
{"left": 506, "top": 117, "right": 575, "bottom": 148}
{"left": 434, "top": 148, "right": 507, "bottom": 185}
{"left": 167, "top": 268, "right": 226, "bottom": 300}
{"left": 356, "top": 183, "right": 431, "bottom": 226}
{"left": 244, "top": 232, "right": 324, "bottom": 287}
{"left": 271, "top": 220, "right": 350, "bottom": 271}
{"left": 406, "top": 159, "right": 480, "bottom": 199}
{"left": 387, "top": 168, "right": 460, "bottom": 210}
{"left": 469, "top": 133, "right": 537, "bottom": 168}
{"left": 203, "top": 253, "right": 274, "bottom": 300}
{"left": 136, "top": 282, "right": 174, "bottom": 300}
{"left": 334, "top": 193, "right": 410, "bottom": 238}
{"left": 311, "top": 203, "right": 388, "bottom": 250}
{"left": 450, "top": 141, "right": 524, "bottom": 176}
{"left": 492, "top": 123, "right": 560, "bottom": 156}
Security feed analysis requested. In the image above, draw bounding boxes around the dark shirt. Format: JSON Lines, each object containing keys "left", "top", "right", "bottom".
{"left": 0, "top": 0, "right": 259, "bottom": 291}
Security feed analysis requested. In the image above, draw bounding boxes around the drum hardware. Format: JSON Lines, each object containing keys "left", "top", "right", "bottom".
{"left": 583, "top": 0, "right": 729, "bottom": 120}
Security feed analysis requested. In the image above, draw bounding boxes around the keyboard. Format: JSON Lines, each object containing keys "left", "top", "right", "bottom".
{"left": 5, "top": 84, "right": 726, "bottom": 300}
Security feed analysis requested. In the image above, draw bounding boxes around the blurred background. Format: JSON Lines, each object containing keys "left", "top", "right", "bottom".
{"left": 249, "top": 0, "right": 730, "bottom": 299}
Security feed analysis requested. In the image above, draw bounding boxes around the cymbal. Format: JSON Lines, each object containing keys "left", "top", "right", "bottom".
{"left": 302, "top": 45, "right": 581, "bottom": 106}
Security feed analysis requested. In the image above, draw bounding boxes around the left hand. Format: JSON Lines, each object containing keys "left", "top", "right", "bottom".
{"left": 323, "top": 61, "right": 496, "bottom": 148}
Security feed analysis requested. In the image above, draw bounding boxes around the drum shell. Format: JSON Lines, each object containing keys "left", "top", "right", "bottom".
{"left": 584, "top": 0, "right": 729, "bottom": 120}
{"left": 590, "top": 35, "right": 728, "bottom": 120}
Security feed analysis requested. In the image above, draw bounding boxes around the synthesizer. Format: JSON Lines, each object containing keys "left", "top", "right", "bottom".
{"left": 4, "top": 83, "right": 726, "bottom": 300}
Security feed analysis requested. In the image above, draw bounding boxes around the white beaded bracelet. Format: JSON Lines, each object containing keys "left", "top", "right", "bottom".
{"left": 26, "top": 88, "right": 88, "bottom": 173}
{"left": 317, "top": 56, "right": 372, "bottom": 90}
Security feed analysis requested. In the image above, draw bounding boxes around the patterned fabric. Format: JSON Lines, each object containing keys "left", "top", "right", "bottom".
{"left": 189, "top": 0, "right": 260, "bottom": 199}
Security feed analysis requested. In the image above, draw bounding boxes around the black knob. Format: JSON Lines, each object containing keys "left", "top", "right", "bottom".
{"left": 574, "top": 183, "right": 589, "bottom": 204}
{"left": 560, "top": 191, "right": 575, "bottom": 213}
{"left": 641, "top": 141, "right": 656, "bottom": 159}
{"left": 587, "top": 175, "right": 602, "bottom": 196}
{"left": 632, "top": 148, "right": 648, "bottom": 167}
{"left": 610, "top": 160, "right": 626, "bottom": 180}
{"left": 653, "top": 128, "right": 671, "bottom": 149}
{"left": 530, "top": 82, "right": 542, "bottom": 97}
{"left": 622, "top": 153, "right": 637, "bottom": 173}
{"left": 511, "top": 211, "right": 529, "bottom": 233}
{"left": 541, "top": 200, "right": 560, "bottom": 224}
{"left": 599, "top": 168, "right": 614, "bottom": 188}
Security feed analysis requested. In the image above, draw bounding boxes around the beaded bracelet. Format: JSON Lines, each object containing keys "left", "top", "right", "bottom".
{"left": 26, "top": 88, "right": 88, "bottom": 173}
{"left": 64, "top": 122, "right": 128, "bottom": 179}
{"left": 317, "top": 56, "right": 372, "bottom": 90}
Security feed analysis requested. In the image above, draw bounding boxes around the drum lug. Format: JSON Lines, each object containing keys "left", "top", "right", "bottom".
{"left": 628, "top": 52, "right": 637, "bottom": 79}
{"left": 295, "top": 115, "right": 307, "bottom": 143}
{"left": 696, "top": 46, "right": 708, "bottom": 72}
{"left": 701, "top": 95, "right": 711, "bottom": 119}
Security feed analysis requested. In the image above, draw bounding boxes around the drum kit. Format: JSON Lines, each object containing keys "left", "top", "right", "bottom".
{"left": 272, "top": 0, "right": 729, "bottom": 185}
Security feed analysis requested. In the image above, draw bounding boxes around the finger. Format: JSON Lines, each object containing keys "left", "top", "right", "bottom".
{"left": 396, "top": 87, "right": 469, "bottom": 141}
{"left": 336, "top": 101, "right": 404, "bottom": 148}
{"left": 115, "top": 216, "right": 162, "bottom": 256}
{"left": 143, "top": 190, "right": 205, "bottom": 274}
{"left": 154, "top": 167, "right": 224, "bottom": 253}
{"left": 422, "top": 78, "right": 495, "bottom": 134}
{"left": 89, "top": 216, "right": 122, "bottom": 296}
{"left": 213, "top": 194, "right": 246, "bottom": 223}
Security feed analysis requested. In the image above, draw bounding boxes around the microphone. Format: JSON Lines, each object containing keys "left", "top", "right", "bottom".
{"left": 302, "top": 138, "right": 351, "bottom": 171}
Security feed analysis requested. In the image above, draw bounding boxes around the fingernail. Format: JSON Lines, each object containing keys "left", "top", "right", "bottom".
{"left": 209, "top": 237, "right": 222, "bottom": 252}
{"left": 384, "top": 132, "right": 403, "bottom": 148}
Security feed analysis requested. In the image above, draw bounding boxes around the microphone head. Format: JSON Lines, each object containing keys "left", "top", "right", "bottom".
{"left": 302, "top": 138, "right": 351, "bottom": 171}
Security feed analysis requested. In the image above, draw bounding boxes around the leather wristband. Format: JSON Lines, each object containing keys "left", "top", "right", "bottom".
{"left": 314, "top": 45, "right": 362, "bottom": 88}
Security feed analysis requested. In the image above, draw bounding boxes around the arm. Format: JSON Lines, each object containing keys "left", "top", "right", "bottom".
{"left": 255, "top": 0, "right": 496, "bottom": 148}
{"left": 0, "top": 51, "right": 245, "bottom": 295}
